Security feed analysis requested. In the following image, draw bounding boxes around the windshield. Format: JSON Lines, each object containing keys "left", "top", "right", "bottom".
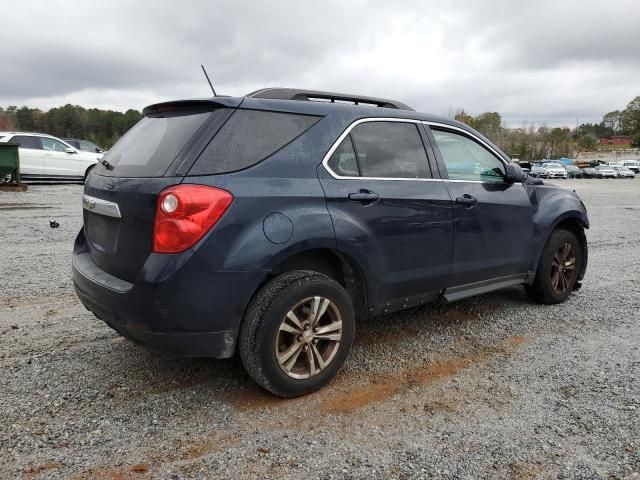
{"left": 78, "top": 140, "right": 101, "bottom": 152}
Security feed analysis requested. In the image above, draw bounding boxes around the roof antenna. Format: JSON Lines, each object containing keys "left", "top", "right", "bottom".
{"left": 201, "top": 64, "right": 217, "bottom": 96}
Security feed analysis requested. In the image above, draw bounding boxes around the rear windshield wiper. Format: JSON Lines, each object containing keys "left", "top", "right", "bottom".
{"left": 100, "top": 158, "right": 114, "bottom": 170}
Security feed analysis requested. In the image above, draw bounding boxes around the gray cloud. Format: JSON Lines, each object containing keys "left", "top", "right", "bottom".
{"left": 1, "top": 0, "right": 638, "bottom": 126}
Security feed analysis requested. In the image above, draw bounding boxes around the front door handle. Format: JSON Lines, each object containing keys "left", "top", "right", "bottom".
{"left": 455, "top": 194, "right": 478, "bottom": 208}
{"left": 348, "top": 190, "right": 379, "bottom": 204}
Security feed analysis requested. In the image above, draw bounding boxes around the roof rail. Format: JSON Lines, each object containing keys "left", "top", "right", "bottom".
{"left": 245, "top": 88, "right": 414, "bottom": 111}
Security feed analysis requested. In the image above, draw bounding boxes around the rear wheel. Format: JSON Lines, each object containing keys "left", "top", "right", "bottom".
{"left": 239, "top": 270, "right": 355, "bottom": 397}
{"left": 526, "top": 228, "right": 583, "bottom": 304}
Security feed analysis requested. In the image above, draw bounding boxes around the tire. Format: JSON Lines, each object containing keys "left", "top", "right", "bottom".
{"left": 1, "top": 171, "right": 15, "bottom": 184}
{"left": 238, "top": 270, "right": 355, "bottom": 397}
{"left": 526, "top": 228, "right": 583, "bottom": 304}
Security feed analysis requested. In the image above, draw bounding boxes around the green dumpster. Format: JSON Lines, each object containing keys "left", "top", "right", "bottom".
{"left": 0, "top": 142, "right": 20, "bottom": 183}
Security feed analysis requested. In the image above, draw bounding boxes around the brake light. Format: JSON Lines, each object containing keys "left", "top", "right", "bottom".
{"left": 153, "top": 185, "right": 233, "bottom": 253}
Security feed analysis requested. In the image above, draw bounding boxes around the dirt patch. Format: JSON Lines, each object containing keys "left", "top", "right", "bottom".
{"left": 422, "top": 398, "right": 459, "bottom": 415}
{"left": 179, "top": 433, "right": 236, "bottom": 460}
{"left": 505, "top": 461, "right": 545, "bottom": 479}
{"left": 24, "top": 462, "right": 63, "bottom": 476}
{"left": 69, "top": 464, "right": 150, "bottom": 480}
{"left": 224, "top": 383, "right": 292, "bottom": 412}
{"left": 318, "top": 335, "right": 526, "bottom": 414}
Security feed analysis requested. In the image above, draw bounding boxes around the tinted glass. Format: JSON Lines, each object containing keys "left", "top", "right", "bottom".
{"left": 350, "top": 122, "right": 430, "bottom": 178}
{"left": 12, "top": 135, "right": 40, "bottom": 149}
{"left": 40, "top": 137, "right": 69, "bottom": 152}
{"left": 190, "top": 110, "right": 319, "bottom": 175}
{"left": 78, "top": 140, "right": 100, "bottom": 152}
{"left": 432, "top": 129, "right": 505, "bottom": 182}
{"left": 96, "top": 109, "right": 213, "bottom": 177}
{"left": 327, "top": 135, "right": 359, "bottom": 176}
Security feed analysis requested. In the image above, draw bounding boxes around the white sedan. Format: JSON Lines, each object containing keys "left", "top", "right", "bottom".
{"left": 0, "top": 132, "right": 101, "bottom": 182}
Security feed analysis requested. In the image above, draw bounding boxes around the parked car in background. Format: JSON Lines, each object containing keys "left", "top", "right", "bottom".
{"left": 620, "top": 160, "right": 639, "bottom": 173}
{"left": 581, "top": 167, "right": 598, "bottom": 178}
{"left": 595, "top": 165, "right": 617, "bottom": 178}
{"left": 63, "top": 138, "right": 105, "bottom": 154}
{"left": 564, "top": 165, "right": 584, "bottom": 178}
{"left": 612, "top": 166, "right": 636, "bottom": 178}
{"left": 72, "top": 88, "right": 589, "bottom": 397}
{"left": 0, "top": 132, "right": 101, "bottom": 182}
{"left": 531, "top": 162, "right": 567, "bottom": 179}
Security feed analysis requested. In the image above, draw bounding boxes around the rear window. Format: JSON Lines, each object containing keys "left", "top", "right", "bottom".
{"left": 188, "top": 109, "right": 320, "bottom": 176}
{"left": 95, "top": 109, "right": 214, "bottom": 177}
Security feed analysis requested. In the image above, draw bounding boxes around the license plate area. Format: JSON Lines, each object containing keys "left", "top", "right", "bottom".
{"left": 85, "top": 211, "right": 120, "bottom": 255}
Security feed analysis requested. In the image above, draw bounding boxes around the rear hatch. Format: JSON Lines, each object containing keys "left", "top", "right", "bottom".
{"left": 83, "top": 99, "right": 239, "bottom": 282}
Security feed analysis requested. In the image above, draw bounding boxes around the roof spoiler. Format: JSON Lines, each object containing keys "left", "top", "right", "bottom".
{"left": 246, "top": 88, "right": 414, "bottom": 111}
{"left": 143, "top": 97, "right": 241, "bottom": 116}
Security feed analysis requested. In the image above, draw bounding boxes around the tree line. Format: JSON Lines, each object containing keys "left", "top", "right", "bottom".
{"left": 1, "top": 95, "right": 638, "bottom": 160}
{"left": 0, "top": 104, "right": 142, "bottom": 149}
{"left": 453, "top": 95, "right": 640, "bottom": 162}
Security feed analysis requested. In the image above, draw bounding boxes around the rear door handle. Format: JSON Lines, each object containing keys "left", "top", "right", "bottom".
{"left": 348, "top": 190, "right": 379, "bottom": 204}
{"left": 455, "top": 194, "right": 478, "bottom": 208}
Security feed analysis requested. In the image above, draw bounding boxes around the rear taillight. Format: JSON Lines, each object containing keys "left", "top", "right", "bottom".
{"left": 153, "top": 185, "right": 233, "bottom": 253}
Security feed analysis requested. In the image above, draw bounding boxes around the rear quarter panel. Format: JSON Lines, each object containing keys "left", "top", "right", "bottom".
{"left": 184, "top": 114, "right": 343, "bottom": 275}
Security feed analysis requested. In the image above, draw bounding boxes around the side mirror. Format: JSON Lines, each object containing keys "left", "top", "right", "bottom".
{"left": 65, "top": 147, "right": 77, "bottom": 154}
{"left": 505, "top": 163, "right": 527, "bottom": 183}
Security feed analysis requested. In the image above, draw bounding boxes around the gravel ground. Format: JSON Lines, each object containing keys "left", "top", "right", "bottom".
{"left": 0, "top": 179, "right": 638, "bottom": 480}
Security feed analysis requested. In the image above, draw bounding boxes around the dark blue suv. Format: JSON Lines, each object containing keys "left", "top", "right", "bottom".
{"left": 72, "top": 88, "right": 588, "bottom": 397}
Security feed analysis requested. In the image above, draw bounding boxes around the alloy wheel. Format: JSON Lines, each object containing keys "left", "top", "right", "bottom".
{"left": 275, "top": 296, "right": 342, "bottom": 379}
{"left": 551, "top": 242, "right": 577, "bottom": 295}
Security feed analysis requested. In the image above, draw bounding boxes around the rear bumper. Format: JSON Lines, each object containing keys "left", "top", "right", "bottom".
{"left": 72, "top": 229, "right": 265, "bottom": 358}
{"left": 73, "top": 281, "right": 235, "bottom": 357}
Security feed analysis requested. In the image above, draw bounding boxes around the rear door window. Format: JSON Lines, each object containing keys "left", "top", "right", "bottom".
{"left": 11, "top": 135, "right": 41, "bottom": 150}
{"left": 188, "top": 110, "right": 320, "bottom": 175}
{"left": 348, "top": 121, "right": 431, "bottom": 178}
{"left": 95, "top": 108, "right": 215, "bottom": 177}
{"left": 327, "top": 136, "right": 359, "bottom": 176}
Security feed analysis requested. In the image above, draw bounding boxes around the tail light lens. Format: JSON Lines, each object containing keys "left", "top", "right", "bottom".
{"left": 153, "top": 185, "right": 233, "bottom": 253}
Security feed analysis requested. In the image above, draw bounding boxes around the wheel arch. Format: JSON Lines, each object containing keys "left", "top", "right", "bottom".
{"left": 265, "top": 247, "right": 370, "bottom": 319}
{"left": 532, "top": 212, "right": 588, "bottom": 282}
{"left": 84, "top": 163, "right": 96, "bottom": 182}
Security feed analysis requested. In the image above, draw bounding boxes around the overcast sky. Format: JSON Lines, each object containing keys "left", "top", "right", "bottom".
{"left": 1, "top": 0, "right": 638, "bottom": 127}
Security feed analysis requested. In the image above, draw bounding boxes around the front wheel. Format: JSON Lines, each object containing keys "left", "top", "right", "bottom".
{"left": 238, "top": 271, "right": 355, "bottom": 397}
{"left": 526, "top": 228, "right": 583, "bottom": 304}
